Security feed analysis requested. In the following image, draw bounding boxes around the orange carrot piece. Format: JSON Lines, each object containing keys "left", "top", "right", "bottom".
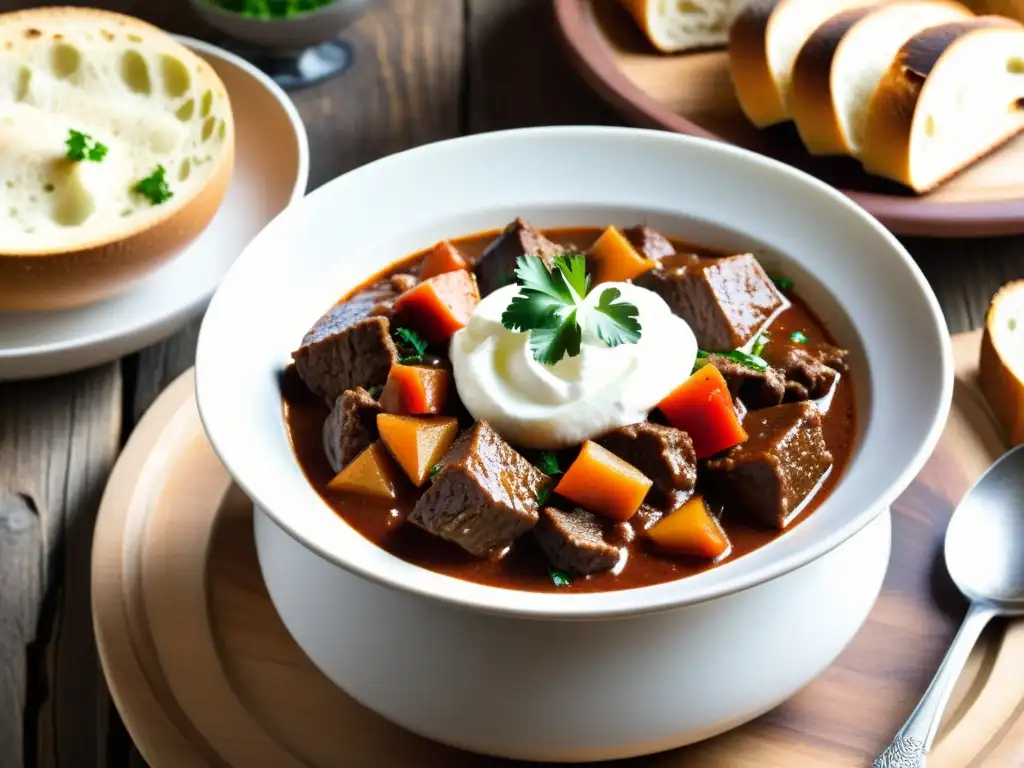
{"left": 327, "top": 441, "right": 401, "bottom": 500}
{"left": 380, "top": 364, "right": 450, "bottom": 415}
{"left": 554, "top": 440, "right": 652, "bottom": 522}
{"left": 377, "top": 414, "right": 459, "bottom": 486}
{"left": 647, "top": 496, "right": 731, "bottom": 560}
{"left": 392, "top": 269, "right": 480, "bottom": 344}
{"left": 658, "top": 364, "right": 748, "bottom": 459}
{"left": 420, "top": 240, "right": 469, "bottom": 280}
{"left": 588, "top": 226, "right": 654, "bottom": 284}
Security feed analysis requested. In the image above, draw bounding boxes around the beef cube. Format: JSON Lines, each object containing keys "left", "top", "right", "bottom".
{"left": 409, "top": 421, "right": 550, "bottom": 557}
{"left": 323, "top": 387, "right": 382, "bottom": 473}
{"left": 634, "top": 253, "right": 787, "bottom": 350}
{"left": 292, "top": 301, "right": 399, "bottom": 402}
{"left": 535, "top": 507, "right": 622, "bottom": 575}
{"left": 597, "top": 422, "right": 696, "bottom": 512}
{"left": 474, "top": 218, "right": 565, "bottom": 297}
{"left": 708, "top": 354, "right": 785, "bottom": 410}
{"left": 766, "top": 341, "right": 848, "bottom": 402}
{"left": 389, "top": 272, "right": 418, "bottom": 293}
{"left": 705, "top": 402, "right": 833, "bottom": 529}
{"left": 623, "top": 225, "right": 676, "bottom": 261}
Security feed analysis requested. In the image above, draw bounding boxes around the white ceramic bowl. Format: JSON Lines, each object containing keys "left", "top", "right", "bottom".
{"left": 189, "top": 0, "right": 374, "bottom": 52}
{"left": 195, "top": 127, "right": 953, "bottom": 762}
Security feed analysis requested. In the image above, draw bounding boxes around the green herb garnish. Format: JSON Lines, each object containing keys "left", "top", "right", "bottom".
{"left": 537, "top": 485, "right": 551, "bottom": 506}
{"left": 751, "top": 333, "right": 769, "bottom": 357}
{"left": 537, "top": 452, "right": 561, "bottom": 476}
{"left": 771, "top": 274, "right": 793, "bottom": 292}
{"left": 65, "top": 129, "right": 108, "bottom": 162}
{"left": 203, "top": 0, "right": 335, "bottom": 18}
{"left": 367, "top": 384, "right": 384, "bottom": 399}
{"left": 392, "top": 327, "right": 428, "bottom": 365}
{"left": 698, "top": 348, "right": 769, "bottom": 372}
{"left": 501, "top": 254, "right": 641, "bottom": 366}
{"left": 790, "top": 330, "right": 808, "bottom": 344}
{"left": 428, "top": 463, "right": 441, "bottom": 480}
{"left": 549, "top": 568, "right": 572, "bottom": 588}
{"left": 132, "top": 166, "right": 172, "bottom": 205}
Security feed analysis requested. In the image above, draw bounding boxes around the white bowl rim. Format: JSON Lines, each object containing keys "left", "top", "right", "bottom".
{"left": 195, "top": 126, "right": 953, "bottom": 621}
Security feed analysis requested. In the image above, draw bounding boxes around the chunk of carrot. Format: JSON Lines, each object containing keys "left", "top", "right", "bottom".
{"left": 377, "top": 414, "right": 459, "bottom": 486}
{"left": 380, "top": 364, "right": 450, "bottom": 415}
{"left": 554, "top": 441, "right": 653, "bottom": 522}
{"left": 327, "top": 441, "right": 401, "bottom": 500}
{"left": 392, "top": 269, "right": 480, "bottom": 344}
{"left": 658, "top": 364, "right": 748, "bottom": 459}
{"left": 420, "top": 240, "right": 469, "bottom": 280}
{"left": 647, "top": 496, "right": 731, "bottom": 560}
{"left": 588, "top": 226, "right": 655, "bottom": 284}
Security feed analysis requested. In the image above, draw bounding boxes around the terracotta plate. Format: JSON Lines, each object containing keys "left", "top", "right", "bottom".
{"left": 555, "top": 0, "right": 1024, "bottom": 237}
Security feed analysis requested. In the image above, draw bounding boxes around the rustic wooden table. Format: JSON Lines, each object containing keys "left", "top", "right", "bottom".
{"left": 1, "top": 1, "right": 1023, "bottom": 766}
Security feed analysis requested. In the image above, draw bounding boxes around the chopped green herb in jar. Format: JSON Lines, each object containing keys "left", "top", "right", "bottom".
{"left": 790, "top": 330, "right": 808, "bottom": 344}
{"left": 549, "top": 568, "right": 572, "bottom": 587}
{"left": 65, "top": 129, "right": 108, "bottom": 162}
{"left": 132, "top": 166, "right": 173, "bottom": 205}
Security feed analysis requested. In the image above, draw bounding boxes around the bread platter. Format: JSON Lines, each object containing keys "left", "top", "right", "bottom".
{"left": 555, "top": 0, "right": 1024, "bottom": 237}
{"left": 0, "top": 8, "right": 309, "bottom": 380}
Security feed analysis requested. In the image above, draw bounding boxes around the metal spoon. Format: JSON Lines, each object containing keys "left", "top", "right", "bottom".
{"left": 873, "top": 443, "right": 1024, "bottom": 767}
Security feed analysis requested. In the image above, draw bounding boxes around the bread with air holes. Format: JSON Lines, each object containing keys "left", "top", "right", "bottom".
{"left": 789, "top": 0, "right": 973, "bottom": 157}
{"left": 0, "top": 6, "right": 234, "bottom": 310}
{"left": 859, "top": 16, "right": 1024, "bottom": 193}
{"left": 980, "top": 280, "right": 1024, "bottom": 445}
{"left": 617, "top": 0, "right": 743, "bottom": 53}
{"left": 728, "top": 0, "right": 877, "bottom": 128}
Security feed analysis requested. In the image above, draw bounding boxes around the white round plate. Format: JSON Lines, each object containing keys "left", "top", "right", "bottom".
{"left": 0, "top": 36, "right": 309, "bottom": 381}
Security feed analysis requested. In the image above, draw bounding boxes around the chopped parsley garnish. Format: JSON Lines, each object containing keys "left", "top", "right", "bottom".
{"left": 392, "top": 327, "right": 428, "bottom": 364}
{"left": 549, "top": 568, "right": 572, "bottom": 588}
{"left": 65, "top": 129, "right": 108, "bottom": 162}
{"left": 132, "top": 166, "right": 173, "bottom": 205}
{"left": 537, "top": 451, "right": 561, "bottom": 476}
{"left": 697, "top": 348, "right": 769, "bottom": 372}
{"left": 771, "top": 274, "right": 793, "bottom": 292}
{"left": 501, "top": 254, "right": 641, "bottom": 366}
{"left": 790, "top": 330, "right": 808, "bottom": 344}
{"left": 751, "top": 333, "right": 769, "bottom": 357}
{"left": 428, "top": 463, "right": 441, "bottom": 480}
{"left": 203, "top": 0, "right": 336, "bottom": 18}
{"left": 537, "top": 485, "right": 551, "bottom": 506}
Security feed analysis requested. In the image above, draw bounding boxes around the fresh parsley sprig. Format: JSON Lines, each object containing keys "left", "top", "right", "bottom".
{"left": 133, "top": 166, "right": 173, "bottom": 205}
{"left": 392, "top": 327, "right": 428, "bottom": 364}
{"left": 65, "top": 129, "right": 108, "bottom": 162}
{"left": 500, "top": 254, "right": 641, "bottom": 366}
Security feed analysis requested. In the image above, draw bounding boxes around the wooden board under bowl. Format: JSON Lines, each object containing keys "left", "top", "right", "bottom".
{"left": 554, "top": 0, "right": 1024, "bottom": 238}
{"left": 90, "top": 332, "right": 1024, "bottom": 767}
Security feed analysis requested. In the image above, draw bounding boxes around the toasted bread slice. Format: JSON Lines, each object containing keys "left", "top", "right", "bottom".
{"left": 859, "top": 16, "right": 1024, "bottom": 193}
{"left": 0, "top": 7, "right": 234, "bottom": 309}
{"left": 980, "top": 280, "right": 1024, "bottom": 445}
{"left": 618, "top": 0, "right": 741, "bottom": 53}
{"left": 728, "top": 0, "right": 876, "bottom": 128}
{"left": 790, "top": 0, "right": 973, "bottom": 156}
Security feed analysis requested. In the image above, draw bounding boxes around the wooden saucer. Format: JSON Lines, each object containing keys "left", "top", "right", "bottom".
{"left": 92, "top": 332, "right": 1024, "bottom": 767}
{"left": 554, "top": 0, "right": 1024, "bottom": 238}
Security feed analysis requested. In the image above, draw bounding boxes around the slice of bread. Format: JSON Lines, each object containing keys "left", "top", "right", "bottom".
{"left": 859, "top": 16, "right": 1024, "bottom": 193}
{"left": 0, "top": 7, "right": 234, "bottom": 309}
{"left": 617, "top": 0, "right": 742, "bottom": 53}
{"left": 728, "top": 0, "right": 876, "bottom": 128}
{"left": 789, "top": 0, "right": 973, "bottom": 156}
{"left": 980, "top": 280, "right": 1024, "bottom": 445}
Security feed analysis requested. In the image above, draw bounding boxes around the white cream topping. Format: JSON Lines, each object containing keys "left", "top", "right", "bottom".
{"left": 449, "top": 282, "right": 697, "bottom": 450}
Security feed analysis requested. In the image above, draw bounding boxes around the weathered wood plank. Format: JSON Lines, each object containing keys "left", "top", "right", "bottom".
{"left": 0, "top": 493, "right": 41, "bottom": 768}
{"left": 0, "top": 364, "right": 122, "bottom": 768}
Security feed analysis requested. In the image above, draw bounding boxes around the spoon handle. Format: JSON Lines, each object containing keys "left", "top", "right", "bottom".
{"left": 873, "top": 601, "right": 997, "bottom": 767}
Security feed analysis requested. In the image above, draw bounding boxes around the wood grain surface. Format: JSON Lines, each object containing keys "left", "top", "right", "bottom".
{"left": 87, "top": 336, "right": 1024, "bottom": 768}
{"left": 1, "top": 1, "right": 1023, "bottom": 766}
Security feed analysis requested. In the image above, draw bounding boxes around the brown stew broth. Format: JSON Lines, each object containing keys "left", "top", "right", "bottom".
{"left": 282, "top": 228, "right": 856, "bottom": 593}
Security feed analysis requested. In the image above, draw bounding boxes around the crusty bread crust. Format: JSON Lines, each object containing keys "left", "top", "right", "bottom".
{"left": 980, "top": 280, "right": 1024, "bottom": 445}
{"left": 860, "top": 16, "right": 1020, "bottom": 192}
{"left": 789, "top": 4, "right": 881, "bottom": 155}
{"left": 728, "top": 0, "right": 784, "bottom": 127}
{"left": 0, "top": 6, "right": 235, "bottom": 310}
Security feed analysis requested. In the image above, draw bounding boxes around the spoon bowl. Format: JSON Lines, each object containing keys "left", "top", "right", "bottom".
{"left": 945, "top": 443, "right": 1024, "bottom": 610}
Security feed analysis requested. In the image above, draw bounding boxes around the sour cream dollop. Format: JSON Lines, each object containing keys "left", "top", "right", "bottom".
{"left": 450, "top": 282, "right": 697, "bottom": 450}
